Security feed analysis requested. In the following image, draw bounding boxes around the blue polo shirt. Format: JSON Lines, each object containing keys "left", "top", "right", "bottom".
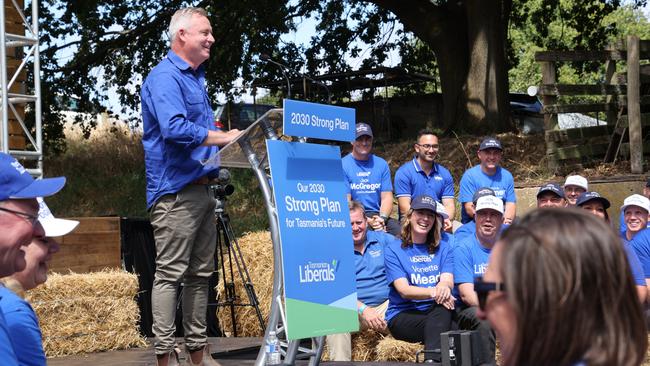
{"left": 458, "top": 165, "right": 516, "bottom": 223}
{"left": 630, "top": 229, "right": 650, "bottom": 279}
{"left": 355, "top": 230, "right": 396, "bottom": 306}
{"left": 0, "top": 287, "right": 44, "bottom": 366}
{"left": 453, "top": 222, "right": 476, "bottom": 243}
{"left": 141, "top": 50, "right": 220, "bottom": 208}
{"left": 0, "top": 287, "right": 19, "bottom": 366}
{"left": 342, "top": 154, "right": 393, "bottom": 213}
{"left": 394, "top": 157, "right": 454, "bottom": 211}
{"left": 384, "top": 233, "right": 454, "bottom": 322}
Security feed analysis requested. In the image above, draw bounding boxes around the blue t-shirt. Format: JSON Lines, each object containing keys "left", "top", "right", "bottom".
{"left": 394, "top": 157, "right": 454, "bottom": 211}
{"left": 453, "top": 222, "right": 476, "bottom": 244}
{"left": 452, "top": 235, "right": 491, "bottom": 307}
{"left": 355, "top": 230, "right": 397, "bottom": 306}
{"left": 458, "top": 165, "right": 516, "bottom": 223}
{"left": 342, "top": 153, "right": 393, "bottom": 213}
{"left": 630, "top": 229, "right": 650, "bottom": 278}
{"left": 384, "top": 233, "right": 454, "bottom": 322}
{"left": 141, "top": 50, "right": 220, "bottom": 208}
{"left": 0, "top": 287, "right": 24, "bottom": 366}
{"left": 619, "top": 211, "right": 650, "bottom": 234}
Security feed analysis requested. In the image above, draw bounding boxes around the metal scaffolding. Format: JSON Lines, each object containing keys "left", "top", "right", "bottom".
{"left": 0, "top": 0, "right": 42, "bottom": 177}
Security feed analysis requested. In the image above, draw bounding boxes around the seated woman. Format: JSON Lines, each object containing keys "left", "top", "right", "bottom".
{"left": 0, "top": 198, "right": 78, "bottom": 366}
{"left": 384, "top": 195, "right": 454, "bottom": 364}
{"left": 576, "top": 191, "right": 647, "bottom": 303}
{"left": 477, "top": 208, "right": 647, "bottom": 366}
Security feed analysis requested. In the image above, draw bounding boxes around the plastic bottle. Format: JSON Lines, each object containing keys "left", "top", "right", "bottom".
{"left": 265, "top": 331, "right": 281, "bottom": 365}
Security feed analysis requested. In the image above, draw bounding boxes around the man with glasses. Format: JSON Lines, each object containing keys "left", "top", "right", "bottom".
{"left": 563, "top": 175, "right": 588, "bottom": 206}
{"left": 0, "top": 152, "right": 66, "bottom": 365}
{"left": 453, "top": 195, "right": 503, "bottom": 365}
{"left": 459, "top": 137, "right": 516, "bottom": 225}
{"left": 394, "top": 129, "right": 455, "bottom": 230}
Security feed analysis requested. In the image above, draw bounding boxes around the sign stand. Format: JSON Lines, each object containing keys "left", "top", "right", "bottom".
{"left": 212, "top": 109, "right": 325, "bottom": 366}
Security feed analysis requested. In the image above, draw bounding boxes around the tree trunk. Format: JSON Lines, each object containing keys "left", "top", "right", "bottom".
{"left": 369, "top": 0, "right": 512, "bottom": 133}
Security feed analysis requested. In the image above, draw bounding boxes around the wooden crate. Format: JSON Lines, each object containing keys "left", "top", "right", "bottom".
{"left": 49, "top": 217, "right": 122, "bottom": 274}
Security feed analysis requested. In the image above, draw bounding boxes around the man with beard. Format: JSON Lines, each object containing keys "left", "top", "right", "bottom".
{"left": 453, "top": 195, "right": 503, "bottom": 365}
{"left": 394, "top": 129, "right": 455, "bottom": 231}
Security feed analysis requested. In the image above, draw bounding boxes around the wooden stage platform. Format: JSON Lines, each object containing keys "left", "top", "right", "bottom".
{"left": 46, "top": 337, "right": 409, "bottom": 365}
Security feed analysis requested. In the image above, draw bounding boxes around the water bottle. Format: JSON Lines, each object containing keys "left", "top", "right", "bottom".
{"left": 265, "top": 331, "right": 281, "bottom": 365}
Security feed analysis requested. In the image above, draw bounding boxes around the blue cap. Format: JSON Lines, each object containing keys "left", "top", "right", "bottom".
{"left": 479, "top": 137, "right": 502, "bottom": 151}
{"left": 472, "top": 187, "right": 496, "bottom": 204}
{"left": 355, "top": 123, "right": 373, "bottom": 139}
{"left": 0, "top": 153, "right": 66, "bottom": 201}
{"left": 536, "top": 183, "right": 564, "bottom": 199}
{"left": 410, "top": 194, "right": 437, "bottom": 213}
{"left": 576, "top": 191, "right": 610, "bottom": 209}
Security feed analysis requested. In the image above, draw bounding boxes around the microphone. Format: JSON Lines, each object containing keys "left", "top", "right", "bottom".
{"left": 261, "top": 54, "right": 291, "bottom": 99}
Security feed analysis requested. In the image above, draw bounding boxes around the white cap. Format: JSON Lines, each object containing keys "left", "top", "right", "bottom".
{"left": 435, "top": 202, "right": 449, "bottom": 220}
{"left": 621, "top": 194, "right": 650, "bottom": 214}
{"left": 475, "top": 195, "right": 504, "bottom": 214}
{"left": 37, "top": 197, "right": 79, "bottom": 237}
{"left": 564, "top": 175, "right": 588, "bottom": 191}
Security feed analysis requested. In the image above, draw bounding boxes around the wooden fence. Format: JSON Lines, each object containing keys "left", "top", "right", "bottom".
{"left": 535, "top": 36, "right": 649, "bottom": 173}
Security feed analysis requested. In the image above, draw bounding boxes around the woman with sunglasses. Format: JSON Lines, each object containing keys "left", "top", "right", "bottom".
{"left": 476, "top": 209, "right": 646, "bottom": 366}
{"left": 575, "top": 191, "right": 647, "bottom": 302}
{"left": 383, "top": 195, "right": 454, "bottom": 364}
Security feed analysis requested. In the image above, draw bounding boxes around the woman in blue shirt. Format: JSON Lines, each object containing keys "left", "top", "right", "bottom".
{"left": 384, "top": 195, "right": 454, "bottom": 363}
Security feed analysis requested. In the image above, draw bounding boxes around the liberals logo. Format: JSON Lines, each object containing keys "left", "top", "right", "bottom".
{"left": 410, "top": 255, "right": 432, "bottom": 263}
{"left": 420, "top": 196, "right": 436, "bottom": 206}
{"left": 298, "top": 260, "right": 338, "bottom": 283}
{"left": 356, "top": 171, "right": 371, "bottom": 177}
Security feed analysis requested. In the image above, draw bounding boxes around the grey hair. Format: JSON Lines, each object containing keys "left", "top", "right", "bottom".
{"left": 168, "top": 7, "right": 208, "bottom": 43}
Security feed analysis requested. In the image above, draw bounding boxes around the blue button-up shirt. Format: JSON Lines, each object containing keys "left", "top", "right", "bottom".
{"left": 141, "top": 50, "right": 219, "bottom": 208}
{"left": 355, "top": 230, "right": 395, "bottom": 306}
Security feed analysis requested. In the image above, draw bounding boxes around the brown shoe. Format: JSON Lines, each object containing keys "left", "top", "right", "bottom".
{"left": 184, "top": 345, "right": 220, "bottom": 366}
{"left": 156, "top": 348, "right": 180, "bottom": 366}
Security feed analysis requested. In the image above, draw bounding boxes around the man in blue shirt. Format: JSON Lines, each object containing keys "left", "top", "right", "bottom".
{"left": 458, "top": 137, "right": 516, "bottom": 224}
{"left": 326, "top": 201, "right": 394, "bottom": 361}
{"left": 619, "top": 178, "right": 650, "bottom": 234}
{"left": 394, "top": 129, "right": 455, "bottom": 231}
{"left": 563, "top": 175, "right": 588, "bottom": 206}
{"left": 453, "top": 195, "right": 503, "bottom": 364}
{"left": 141, "top": 7, "right": 240, "bottom": 366}
{"left": 453, "top": 187, "right": 495, "bottom": 243}
{"left": 342, "top": 123, "right": 399, "bottom": 236}
{"left": 0, "top": 152, "right": 66, "bottom": 365}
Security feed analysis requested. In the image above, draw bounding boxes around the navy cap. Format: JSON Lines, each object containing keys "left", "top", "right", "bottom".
{"left": 411, "top": 195, "right": 437, "bottom": 213}
{"left": 479, "top": 137, "right": 502, "bottom": 151}
{"left": 576, "top": 191, "right": 610, "bottom": 209}
{"left": 0, "top": 153, "right": 66, "bottom": 201}
{"left": 536, "top": 183, "right": 564, "bottom": 199}
{"left": 646, "top": 177, "right": 650, "bottom": 187}
{"left": 472, "top": 187, "right": 496, "bottom": 204}
{"left": 355, "top": 123, "right": 373, "bottom": 139}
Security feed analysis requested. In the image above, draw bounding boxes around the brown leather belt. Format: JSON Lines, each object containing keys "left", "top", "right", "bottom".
{"left": 191, "top": 176, "right": 210, "bottom": 185}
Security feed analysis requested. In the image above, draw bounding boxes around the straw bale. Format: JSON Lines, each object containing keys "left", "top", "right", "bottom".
{"left": 28, "top": 269, "right": 139, "bottom": 301}
{"left": 351, "top": 329, "right": 383, "bottom": 361}
{"left": 216, "top": 231, "right": 274, "bottom": 337}
{"left": 375, "top": 336, "right": 422, "bottom": 362}
{"left": 27, "top": 269, "right": 146, "bottom": 357}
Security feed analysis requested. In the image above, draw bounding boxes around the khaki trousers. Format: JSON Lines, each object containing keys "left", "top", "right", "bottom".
{"left": 326, "top": 300, "right": 389, "bottom": 361}
{"left": 150, "top": 185, "right": 217, "bottom": 355}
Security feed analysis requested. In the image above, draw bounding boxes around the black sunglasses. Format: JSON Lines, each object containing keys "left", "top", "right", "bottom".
{"left": 474, "top": 276, "right": 506, "bottom": 311}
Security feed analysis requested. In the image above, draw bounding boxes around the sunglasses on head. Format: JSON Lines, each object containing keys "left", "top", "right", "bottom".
{"left": 474, "top": 276, "right": 506, "bottom": 311}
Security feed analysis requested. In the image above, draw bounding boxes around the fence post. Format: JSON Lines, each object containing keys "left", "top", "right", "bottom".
{"left": 627, "top": 35, "right": 643, "bottom": 173}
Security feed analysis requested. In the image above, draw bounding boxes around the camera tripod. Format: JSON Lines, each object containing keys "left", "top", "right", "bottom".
{"left": 213, "top": 193, "right": 265, "bottom": 336}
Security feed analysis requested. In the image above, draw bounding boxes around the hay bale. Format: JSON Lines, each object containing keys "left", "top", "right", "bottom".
{"left": 216, "top": 231, "right": 274, "bottom": 337}
{"left": 351, "top": 329, "right": 383, "bottom": 361}
{"left": 27, "top": 269, "right": 147, "bottom": 357}
{"left": 375, "top": 336, "right": 422, "bottom": 362}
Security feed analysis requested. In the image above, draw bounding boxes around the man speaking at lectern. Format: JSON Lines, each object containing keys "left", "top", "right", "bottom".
{"left": 141, "top": 7, "right": 240, "bottom": 366}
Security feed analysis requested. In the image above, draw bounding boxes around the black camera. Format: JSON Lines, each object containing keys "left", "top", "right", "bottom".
{"left": 440, "top": 331, "right": 489, "bottom": 366}
{"left": 211, "top": 169, "right": 235, "bottom": 198}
